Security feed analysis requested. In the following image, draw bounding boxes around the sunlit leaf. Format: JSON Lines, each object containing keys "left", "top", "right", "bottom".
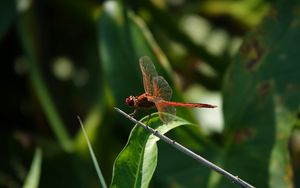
{"left": 23, "top": 148, "right": 42, "bottom": 188}
{"left": 111, "top": 114, "right": 191, "bottom": 188}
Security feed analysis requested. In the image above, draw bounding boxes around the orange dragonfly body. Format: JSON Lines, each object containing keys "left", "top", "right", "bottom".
{"left": 125, "top": 56, "right": 216, "bottom": 123}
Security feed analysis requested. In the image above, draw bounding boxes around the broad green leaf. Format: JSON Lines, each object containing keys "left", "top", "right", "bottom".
{"left": 269, "top": 105, "right": 295, "bottom": 188}
{"left": 110, "top": 114, "right": 191, "bottom": 188}
{"left": 23, "top": 148, "right": 42, "bottom": 188}
{"left": 221, "top": 0, "right": 300, "bottom": 187}
{"left": 221, "top": 83, "right": 275, "bottom": 188}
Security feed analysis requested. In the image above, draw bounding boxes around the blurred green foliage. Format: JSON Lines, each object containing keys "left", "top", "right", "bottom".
{"left": 1, "top": 0, "right": 299, "bottom": 187}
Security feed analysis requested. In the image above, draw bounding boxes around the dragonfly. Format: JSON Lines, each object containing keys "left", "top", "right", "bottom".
{"left": 125, "top": 56, "right": 217, "bottom": 123}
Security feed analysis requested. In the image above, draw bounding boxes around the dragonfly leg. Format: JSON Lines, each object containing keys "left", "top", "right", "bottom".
{"left": 129, "top": 108, "right": 137, "bottom": 117}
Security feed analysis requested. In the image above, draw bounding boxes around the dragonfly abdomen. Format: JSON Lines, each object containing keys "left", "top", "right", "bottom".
{"left": 159, "top": 101, "right": 217, "bottom": 108}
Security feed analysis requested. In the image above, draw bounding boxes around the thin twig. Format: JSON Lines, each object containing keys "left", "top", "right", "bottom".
{"left": 114, "top": 107, "right": 255, "bottom": 188}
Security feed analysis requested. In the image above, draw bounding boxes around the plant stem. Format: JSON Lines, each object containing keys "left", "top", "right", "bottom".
{"left": 77, "top": 116, "right": 107, "bottom": 188}
{"left": 114, "top": 107, "right": 255, "bottom": 188}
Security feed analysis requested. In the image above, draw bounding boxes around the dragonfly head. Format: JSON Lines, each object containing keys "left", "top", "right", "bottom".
{"left": 125, "top": 96, "right": 136, "bottom": 107}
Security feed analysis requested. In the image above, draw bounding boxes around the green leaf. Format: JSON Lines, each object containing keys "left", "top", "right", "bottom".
{"left": 78, "top": 116, "right": 107, "bottom": 188}
{"left": 23, "top": 148, "right": 42, "bottom": 188}
{"left": 110, "top": 114, "right": 191, "bottom": 188}
{"left": 269, "top": 105, "right": 295, "bottom": 188}
{"left": 221, "top": 0, "right": 300, "bottom": 187}
{"left": 221, "top": 82, "right": 275, "bottom": 188}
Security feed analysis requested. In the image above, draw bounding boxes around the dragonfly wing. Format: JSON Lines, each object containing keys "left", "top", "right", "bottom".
{"left": 155, "top": 101, "right": 176, "bottom": 123}
{"left": 139, "top": 56, "right": 158, "bottom": 95}
{"left": 152, "top": 76, "right": 173, "bottom": 101}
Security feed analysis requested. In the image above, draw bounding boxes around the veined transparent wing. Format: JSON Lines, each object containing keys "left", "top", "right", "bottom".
{"left": 139, "top": 56, "right": 158, "bottom": 95}
{"left": 151, "top": 75, "right": 175, "bottom": 122}
{"left": 155, "top": 101, "right": 176, "bottom": 123}
{"left": 151, "top": 76, "right": 173, "bottom": 101}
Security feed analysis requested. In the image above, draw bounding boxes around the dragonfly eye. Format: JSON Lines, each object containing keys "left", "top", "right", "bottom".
{"left": 125, "top": 96, "right": 135, "bottom": 106}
